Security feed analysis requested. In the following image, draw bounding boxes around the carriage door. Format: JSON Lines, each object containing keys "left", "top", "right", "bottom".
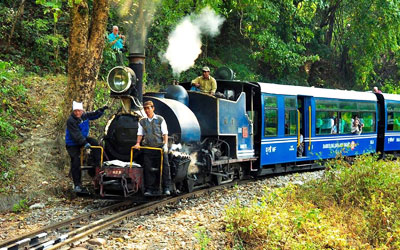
{"left": 297, "top": 96, "right": 312, "bottom": 158}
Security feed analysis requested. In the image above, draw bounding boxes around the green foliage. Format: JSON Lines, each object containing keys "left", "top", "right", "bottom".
{"left": 225, "top": 185, "right": 355, "bottom": 249}
{"left": 0, "top": 60, "right": 27, "bottom": 140}
{"left": 225, "top": 155, "right": 400, "bottom": 248}
{"left": 194, "top": 225, "right": 211, "bottom": 250}
{"left": 304, "top": 155, "right": 400, "bottom": 245}
{"left": 12, "top": 199, "right": 28, "bottom": 213}
{"left": 90, "top": 80, "right": 112, "bottom": 138}
{"left": 0, "top": 61, "right": 45, "bottom": 186}
{"left": 223, "top": 0, "right": 319, "bottom": 82}
{"left": 1, "top": 0, "right": 400, "bottom": 93}
{"left": 35, "top": 0, "right": 62, "bottom": 23}
{"left": 0, "top": 1, "right": 69, "bottom": 74}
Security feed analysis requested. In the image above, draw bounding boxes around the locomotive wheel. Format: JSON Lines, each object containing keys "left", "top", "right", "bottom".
{"left": 185, "top": 178, "right": 195, "bottom": 193}
{"left": 236, "top": 165, "right": 244, "bottom": 180}
{"left": 214, "top": 175, "right": 222, "bottom": 186}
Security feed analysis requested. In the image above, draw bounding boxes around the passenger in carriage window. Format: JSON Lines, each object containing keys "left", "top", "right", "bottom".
{"left": 352, "top": 115, "right": 363, "bottom": 126}
{"left": 331, "top": 117, "right": 338, "bottom": 134}
{"left": 351, "top": 118, "right": 364, "bottom": 135}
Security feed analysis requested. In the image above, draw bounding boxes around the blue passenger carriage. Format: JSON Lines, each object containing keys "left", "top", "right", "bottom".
{"left": 257, "top": 83, "right": 378, "bottom": 175}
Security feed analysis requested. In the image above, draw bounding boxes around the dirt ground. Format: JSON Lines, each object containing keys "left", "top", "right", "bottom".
{"left": 1, "top": 75, "right": 73, "bottom": 211}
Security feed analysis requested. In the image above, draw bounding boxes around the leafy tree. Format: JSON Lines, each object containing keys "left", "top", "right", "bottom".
{"left": 0, "top": 0, "right": 69, "bottom": 73}
{"left": 220, "top": 0, "right": 319, "bottom": 83}
{"left": 342, "top": 0, "right": 400, "bottom": 90}
{"left": 314, "top": 0, "right": 400, "bottom": 90}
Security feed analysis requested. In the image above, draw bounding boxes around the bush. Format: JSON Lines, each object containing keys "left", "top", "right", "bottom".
{"left": 225, "top": 155, "right": 400, "bottom": 249}
{"left": 0, "top": 60, "right": 43, "bottom": 187}
{"left": 225, "top": 185, "right": 358, "bottom": 249}
{"left": 303, "top": 155, "right": 400, "bottom": 246}
{"left": 12, "top": 199, "right": 28, "bottom": 213}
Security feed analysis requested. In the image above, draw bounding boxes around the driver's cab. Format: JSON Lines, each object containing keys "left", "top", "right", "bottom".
{"left": 178, "top": 67, "right": 260, "bottom": 160}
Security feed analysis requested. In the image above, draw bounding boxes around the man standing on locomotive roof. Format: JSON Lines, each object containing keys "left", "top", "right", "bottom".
{"left": 133, "top": 101, "right": 171, "bottom": 196}
{"left": 191, "top": 66, "right": 217, "bottom": 95}
{"left": 65, "top": 101, "right": 108, "bottom": 193}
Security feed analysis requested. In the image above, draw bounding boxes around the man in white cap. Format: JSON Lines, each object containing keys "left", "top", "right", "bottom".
{"left": 191, "top": 66, "right": 217, "bottom": 95}
{"left": 65, "top": 101, "right": 108, "bottom": 193}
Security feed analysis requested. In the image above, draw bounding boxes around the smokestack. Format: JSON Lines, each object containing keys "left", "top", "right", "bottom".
{"left": 128, "top": 53, "right": 145, "bottom": 105}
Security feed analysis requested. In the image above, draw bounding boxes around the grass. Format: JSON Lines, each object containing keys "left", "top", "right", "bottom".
{"left": 224, "top": 155, "right": 400, "bottom": 249}
{"left": 0, "top": 60, "right": 49, "bottom": 188}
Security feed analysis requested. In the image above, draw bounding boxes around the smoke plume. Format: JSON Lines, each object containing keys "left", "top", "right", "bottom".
{"left": 163, "top": 6, "right": 225, "bottom": 76}
{"left": 119, "top": 0, "right": 161, "bottom": 54}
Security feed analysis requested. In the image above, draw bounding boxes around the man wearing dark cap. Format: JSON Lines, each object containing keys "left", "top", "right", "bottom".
{"left": 133, "top": 101, "right": 171, "bottom": 196}
{"left": 191, "top": 66, "right": 217, "bottom": 95}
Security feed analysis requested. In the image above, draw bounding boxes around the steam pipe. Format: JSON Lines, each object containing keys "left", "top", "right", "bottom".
{"left": 128, "top": 53, "right": 145, "bottom": 105}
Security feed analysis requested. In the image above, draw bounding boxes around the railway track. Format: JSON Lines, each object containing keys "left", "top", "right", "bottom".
{"left": 0, "top": 200, "right": 133, "bottom": 250}
{"left": 0, "top": 180, "right": 251, "bottom": 250}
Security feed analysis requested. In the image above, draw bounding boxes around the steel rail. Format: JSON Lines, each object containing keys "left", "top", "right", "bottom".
{"left": 0, "top": 200, "right": 132, "bottom": 249}
{"left": 46, "top": 180, "right": 251, "bottom": 249}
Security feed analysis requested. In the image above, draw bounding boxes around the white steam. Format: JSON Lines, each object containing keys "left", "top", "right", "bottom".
{"left": 163, "top": 6, "right": 225, "bottom": 76}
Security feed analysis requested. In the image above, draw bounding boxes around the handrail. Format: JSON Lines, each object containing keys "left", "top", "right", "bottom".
{"left": 80, "top": 146, "right": 104, "bottom": 167}
{"left": 297, "top": 109, "right": 301, "bottom": 147}
{"left": 308, "top": 106, "right": 312, "bottom": 151}
{"left": 131, "top": 146, "right": 164, "bottom": 191}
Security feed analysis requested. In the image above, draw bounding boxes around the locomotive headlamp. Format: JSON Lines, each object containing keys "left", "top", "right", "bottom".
{"left": 107, "top": 66, "right": 137, "bottom": 94}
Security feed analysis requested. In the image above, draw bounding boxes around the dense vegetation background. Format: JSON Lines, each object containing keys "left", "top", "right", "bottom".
{"left": 1, "top": 0, "right": 400, "bottom": 90}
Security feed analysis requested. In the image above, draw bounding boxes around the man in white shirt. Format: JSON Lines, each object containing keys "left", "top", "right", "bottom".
{"left": 133, "top": 101, "right": 170, "bottom": 196}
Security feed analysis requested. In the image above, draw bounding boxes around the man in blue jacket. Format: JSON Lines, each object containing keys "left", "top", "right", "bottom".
{"left": 65, "top": 101, "right": 108, "bottom": 193}
{"left": 108, "top": 25, "right": 125, "bottom": 65}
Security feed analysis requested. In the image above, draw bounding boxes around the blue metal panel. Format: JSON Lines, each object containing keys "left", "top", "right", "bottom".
{"left": 260, "top": 93, "right": 298, "bottom": 165}
{"left": 143, "top": 96, "right": 201, "bottom": 142}
{"left": 218, "top": 93, "right": 254, "bottom": 158}
{"left": 261, "top": 137, "right": 298, "bottom": 164}
{"left": 308, "top": 135, "right": 377, "bottom": 159}
{"left": 259, "top": 93, "right": 378, "bottom": 167}
{"left": 218, "top": 93, "right": 246, "bottom": 134}
{"left": 277, "top": 96, "right": 285, "bottom": 137}
{"left": 384, "top": 133, "right": 400, "bottom": 151}
{"left": 304, "top": 98, "right": 377, "bottom": 159}
{"left": 188, "top": 92, "right": 217, "bottom": 136}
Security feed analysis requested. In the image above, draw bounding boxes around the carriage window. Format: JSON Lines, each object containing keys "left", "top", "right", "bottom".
{"left": 315, "top": 100, "right": 339, "bottom": 110}
{"left": 387, "top": 103, "right": 400, "bottom": 131}
{"left": 264, "top": 96, "right": 277, "bottom": 137}
{"left": 339, "top": 101, "right": 357, "bottom": 110}
{"left": 340, "top": 112, "right": 353, "bottom": 134}
{"left": 285, "top": 97, "right": 297, "bottom": 136}
{"left": 360, "top": 112, "right": 375, "bottom": 132}
{"left": 388, "top": 112, "right": 400, "bottom": 131}
{"left": 316, "top": 99, "right": 376, "bottom": 134}
{"left": 358, "top": 102, "right": 376, "bottom": 111}
{"left": 315, "top": 111, "right": 338, "bottom": 135}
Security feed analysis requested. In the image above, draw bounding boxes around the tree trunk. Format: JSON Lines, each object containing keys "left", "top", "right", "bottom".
{"left": 66, "top": 0, "right": 109, "bottom": 113}
{"left": 7, "top": 0, "right": 26, "bottom": 50}
{"left": 319, "top": 0, "right": 341, "bottom": 46}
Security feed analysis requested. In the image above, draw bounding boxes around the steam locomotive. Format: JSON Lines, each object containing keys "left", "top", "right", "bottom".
{"left": 89, "top": 53, "right": 400, "bottom": 197}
